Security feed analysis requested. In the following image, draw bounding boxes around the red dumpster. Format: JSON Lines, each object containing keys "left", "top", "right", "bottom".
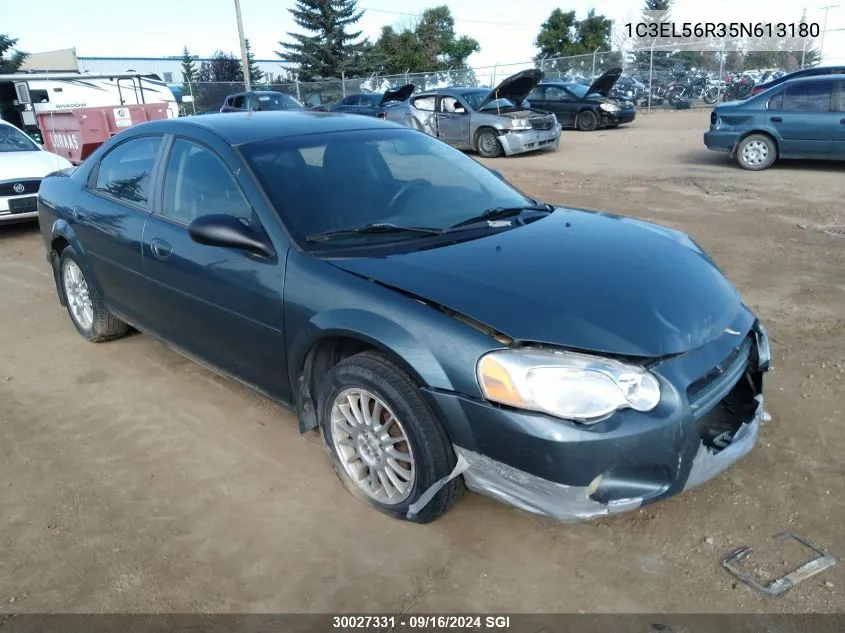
{"left": 37, "top": 103, "right": 169, "bottom": 165}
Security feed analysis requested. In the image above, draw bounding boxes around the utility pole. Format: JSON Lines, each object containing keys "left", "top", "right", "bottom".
{"left": 819, "top": 4, "right": 840, "bottom": 60}
{"left": 234, "top": 0, "right": 251, "bottom": 92}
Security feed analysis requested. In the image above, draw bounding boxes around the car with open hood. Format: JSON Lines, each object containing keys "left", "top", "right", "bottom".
{"left": 527, "top": 67, "right": 637, "bottom": 131}
{"left": 323, "top": 84, "right": 415, "bottom": 119}
{"left": 385, "top": 69, "right": 561, "bottom": 157}
{"left": 1, "top": 119, "right": 73, "bottom": 224}
{"left": 37, "top": 111, "right": 771, "bottom": 524}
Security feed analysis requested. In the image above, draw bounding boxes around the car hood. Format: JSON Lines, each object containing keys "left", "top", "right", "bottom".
{"left": 585, "top": 67, "right": 623, "bottom": 97}
{"left": 380, "top": 83, "right": 415, "bottom": 105}
{"left": 480, "top": 69, "right": 544, "bottom": 108}
{"left": 329, "top": 209, "right": 744, "bottom": 358}
{"left": 0, "top": 150, "right": 73, "bottom": 180}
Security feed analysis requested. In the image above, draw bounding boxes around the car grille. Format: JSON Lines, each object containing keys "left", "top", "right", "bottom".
{"left": 530, "top": 116, "right": 556, "bottom": 131}
{"left": 687, "top": 336, "right": 753, "bottom": 417}
{"left": 0, "top": 179, "right": 41, "bottom": 197}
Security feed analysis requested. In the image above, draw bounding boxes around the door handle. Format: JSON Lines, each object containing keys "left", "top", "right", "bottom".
{"left": 71, "top": 206, "right": 86, "bottom": 221}
{"left": 150, "top": 238, "right": 172, "bottom": 260}
{"left": 770, "top": 116, "right": 783, "bottom": 122}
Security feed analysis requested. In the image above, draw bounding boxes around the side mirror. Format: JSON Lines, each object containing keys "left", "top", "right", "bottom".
{"left": 188, "top": 214, "right": 274, "bottom": 258}
{"left": 453, "top": 106, "right": 466, "bottom": 114}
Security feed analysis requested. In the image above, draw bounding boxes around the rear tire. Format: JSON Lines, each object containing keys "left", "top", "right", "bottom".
{"left": 59, "top": 247, "right": 130, "bottom": 342}
{"left": 735, "top": 134, "right": 777, "bottom": 171}
{"left": 475, "top": 128, "right": 503, "bottom": 158}
{"left": 576, "top": 110, "right": 598, "bottom": 131}
{"left": 317, "top": 351, "right": 463, "bottom": 524}
{"left": 703, "top": 86, "right": 719, "bottom": 104}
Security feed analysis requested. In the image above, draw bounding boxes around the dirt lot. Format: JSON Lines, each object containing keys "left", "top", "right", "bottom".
{"left": 1, "top": 109, "right": 843, "bottom": 614}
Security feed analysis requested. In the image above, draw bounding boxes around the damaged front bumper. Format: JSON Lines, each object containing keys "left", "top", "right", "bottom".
{"left": 426, "top": 316, "right": 772, "bottom": 522}
{"left": 498, "top": 125, "right": 562, "bottom": 156}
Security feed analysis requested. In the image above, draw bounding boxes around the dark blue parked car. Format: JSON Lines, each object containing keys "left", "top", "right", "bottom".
{"left": 323, "top": 84, "right": 415, "bottom": 118}
{"left": 704, "top": 75, "right": 845, "bottom": 170}
{"left": 38, "top": 111, "right": 772, "bottom": 523}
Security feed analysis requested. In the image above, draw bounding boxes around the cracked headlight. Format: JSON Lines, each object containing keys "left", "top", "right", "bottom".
{"left": 477, "top": 348, "right": 661, "bottom": 424}
{"left": 599, "top": 103, "right": 620, "bottom": 112}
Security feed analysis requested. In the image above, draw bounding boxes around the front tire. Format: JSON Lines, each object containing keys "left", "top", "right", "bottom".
{"left": 59, "top": 247, "right": 130, "bottom": 342}
{"left": 317, "top": 351, "right": 463, "bottom": 523}
{"left": 576, "top": 110, "right": 598, "bottom": 131}
{"left": 703, "top": 86, "right": 719, "bottom": 104}
{"left": 736, "top": 134, "right": 777, "bottom": 171}
{"left": 475, "top": 128, "right": 503, "bottom": 158}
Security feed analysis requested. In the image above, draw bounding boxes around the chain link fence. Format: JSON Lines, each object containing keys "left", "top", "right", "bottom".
{"left": 181, "top": 39, "right": 824, "bottom": 114}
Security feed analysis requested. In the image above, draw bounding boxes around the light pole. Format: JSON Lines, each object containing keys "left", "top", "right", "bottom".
{"left": 234, "top": 0, "right": 251, "bottom": 91}
{"left": 819, "top": 4, "right": 839, "bottom": 60}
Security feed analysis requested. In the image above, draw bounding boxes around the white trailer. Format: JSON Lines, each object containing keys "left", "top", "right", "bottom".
{"left": 0, "top": 72, "right": 177, "bottom": 143}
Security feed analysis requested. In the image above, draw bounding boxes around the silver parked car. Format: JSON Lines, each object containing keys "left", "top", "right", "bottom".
{"left": 385, "top": 69, "right": 561, "bottom": 158}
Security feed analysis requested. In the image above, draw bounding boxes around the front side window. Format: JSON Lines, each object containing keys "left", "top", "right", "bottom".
{"left": 241, "top": 129, "right": 532, "bottom": 248}
{"left": 94, "top": 136, "right": 162, "bottom": 206}
{"left": 545, "top": 86, "right": 572, "bottom": 101}
{"left": 160, "top": 139, "right": 252, "bottom": 225}
{"left": 231, "top": 95, "right": 246, "bottom": 109}
{"left": 782, "top": 81, "right": 834, "bottom": 112}
{"left": 0, "top": 124, "right": 40, "bottom": 152}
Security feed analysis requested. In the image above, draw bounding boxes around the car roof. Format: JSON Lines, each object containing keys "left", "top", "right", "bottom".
{"left": 778, "top": 74, "right": 845, "bottom": 85}
{"left": 134, "top": 111, "right": 407, "bottom": 146}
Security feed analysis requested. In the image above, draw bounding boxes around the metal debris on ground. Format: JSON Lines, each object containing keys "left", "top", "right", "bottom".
{"left": 822, "top": 226, "right": 845, "bottom": 236}
{"left": 722, "top": 531, "right": 838, "bottom": 597}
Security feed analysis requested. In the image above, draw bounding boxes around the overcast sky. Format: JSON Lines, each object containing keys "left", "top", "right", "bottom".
{"left": 4, "top": 0, "right": 844, "bottom": 70}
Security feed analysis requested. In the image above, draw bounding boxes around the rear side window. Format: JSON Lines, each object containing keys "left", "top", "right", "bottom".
{"left": 94, "top": 136, "right": 162, "bottom": 206}
{"left": 783, "top": 81, "right": 834, "bottom": 112}
{"left": 838, "top": 82, "right": 845, "bottom": 111}
{"left": 231, "top": 95, "right": 246, "bottom": 109}
{"left": 767, "top": 91, "right": 783, "bottom": 110}
{"left": 411, "top": 96, "right": 435, "bottom": 111}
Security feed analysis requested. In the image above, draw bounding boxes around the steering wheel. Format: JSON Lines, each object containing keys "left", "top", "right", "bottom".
{"left": 387, "top": 179, "right": 430, "bottom": 215}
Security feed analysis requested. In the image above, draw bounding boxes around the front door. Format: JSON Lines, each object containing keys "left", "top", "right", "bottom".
{"left": 832, "top": 80, "right": 845, "bottom": 159}
{"left": 769, "top": 80, "right": 838, "bottom": 158}
{"left": 436, "top": 95, "right": 471, "bottom": 148}
{"left": 140, "top": 136, "right": 287, "bottom": 395}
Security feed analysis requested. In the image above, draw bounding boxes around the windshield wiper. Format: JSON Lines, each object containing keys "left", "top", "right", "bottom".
{"left": 448, "top": 203, "right": 553, "bottom": 230}
{"left": 305, "top": 222, "right": 444, "bottom": 243}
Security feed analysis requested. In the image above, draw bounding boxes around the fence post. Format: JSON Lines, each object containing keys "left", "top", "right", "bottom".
{"left": 295, "top": 75, "right": 301, "bottom": 102}
{"left": 648, "top": 39, "right": 656, "bottom": 111}
{"left": 188, "top": 81, "right": 196, "bottom": 115}
{"left": 717, "top": 38, "right": 725, "bottom": 102}
{"left": 341, "top": 71, "right": 346, "bottom": 96}
{"left": 404, "top": 69, "right": 410, "bottom": 85}
{"left": 591, "top": 47, "right": 600, "bottom": 77}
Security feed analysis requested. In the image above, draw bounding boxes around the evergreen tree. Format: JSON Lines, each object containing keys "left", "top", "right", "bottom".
{"left": 196, "top": 51, "right": 244, "bottom": 82}
{"left": 276, "top": 0, "right": 365, "bottom": 81}
{"left": 633, "top": 0, "right": 675, "bottom": 73}
{"left": 180, "top": 46, "right": 197, "bottom": 87}
{"left": 0, "top": 34, "right": 27, "bottom": 73}
{"left": 245, "top": 39, "right": 264, "bottom": 84}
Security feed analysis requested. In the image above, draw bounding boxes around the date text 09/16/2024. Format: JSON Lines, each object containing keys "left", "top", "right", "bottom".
{"left": 332, "top": 615, "right": 512, "bottom": 630}
{"left": 624, "top": 21, "right": 821, "bottom": 39}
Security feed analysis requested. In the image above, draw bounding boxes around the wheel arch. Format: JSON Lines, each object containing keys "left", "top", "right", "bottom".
{"left": 732, "top": 129, "right": 780, "bottom": 158}
{"left": 287, "top": 310, "right": 454, "bottom": 435}
{"left": 47, "top": 221, "right": 96, "bottom": 307}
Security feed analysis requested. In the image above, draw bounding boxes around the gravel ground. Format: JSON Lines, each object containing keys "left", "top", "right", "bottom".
{"left": 0, "top": 108, "right": 842, "bottom": 614}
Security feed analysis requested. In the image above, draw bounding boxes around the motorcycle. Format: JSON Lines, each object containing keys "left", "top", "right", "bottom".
{"left": 665, "top": 70, "right": 720, "bottom": 106}
{"left": 721, "top": 72, "right": 755, "bottom": 101}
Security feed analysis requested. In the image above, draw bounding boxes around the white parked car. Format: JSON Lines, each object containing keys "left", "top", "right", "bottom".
{"left": 0, "top": 119, "right": 73, "bottom": 224}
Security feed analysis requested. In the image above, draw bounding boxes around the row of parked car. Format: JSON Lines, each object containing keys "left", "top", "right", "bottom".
{"left": 216, "top": 68, "right": 638, "bottom": 158}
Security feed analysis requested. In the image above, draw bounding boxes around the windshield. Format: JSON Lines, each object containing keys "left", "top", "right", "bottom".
{"left": 0, "top": 124, "right": 40, "bottom": 152}
{"left": 256, "top": 94, "right": 303, "bottom": 110}
{"left": 460, "top": 90, "right": 519, "bottom": 111}
{"left": 241, "top": 128, "right": 533, "bottom": 248}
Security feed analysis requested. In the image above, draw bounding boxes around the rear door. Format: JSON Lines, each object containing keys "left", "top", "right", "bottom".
{"left": 140, "top": 135, "right": 286, "bottom": 395}
{"left": 78, "top": 134, "right": 164, "bottom": 322}
{"left": 768, "top": 80, "right": 837, "bottom": 158}
{"left": 832, "top": 80, "right": 845, "bottom": 159}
